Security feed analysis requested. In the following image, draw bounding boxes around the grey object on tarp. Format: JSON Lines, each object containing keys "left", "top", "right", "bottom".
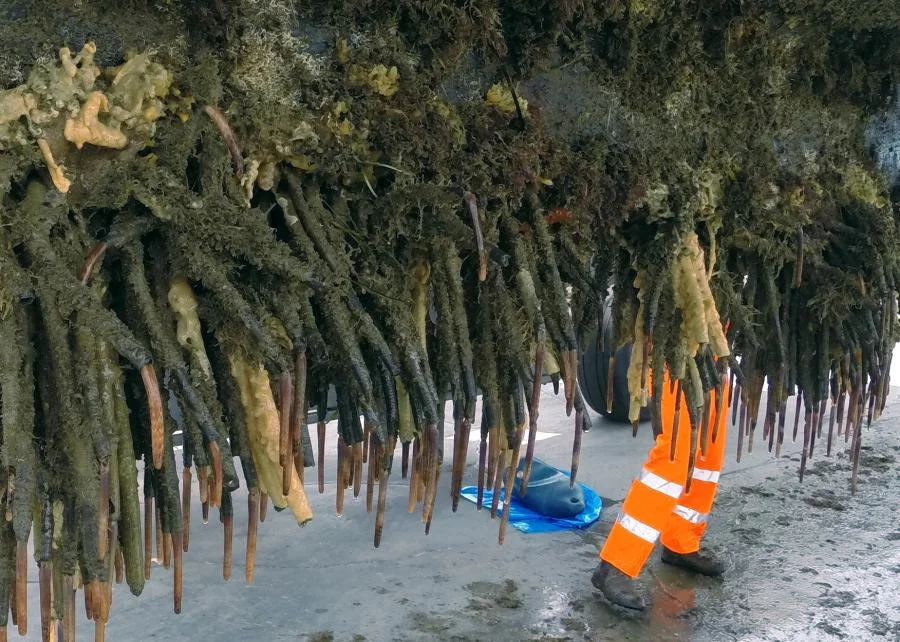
{"left": 513, "top": 458, "right": 585, "bottom": 518}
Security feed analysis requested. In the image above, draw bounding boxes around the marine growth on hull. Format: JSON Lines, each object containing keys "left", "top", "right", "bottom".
{"left": 0, "top": 0, "right": 897, "bottom": 639}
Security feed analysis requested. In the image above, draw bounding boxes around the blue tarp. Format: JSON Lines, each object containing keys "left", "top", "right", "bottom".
{"left": 459, "top": 468, "right": 602, "bottom": 534}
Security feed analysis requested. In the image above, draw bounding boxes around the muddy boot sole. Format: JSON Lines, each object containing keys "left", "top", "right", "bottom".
{"left": 660, "top": 549, "right": 725, "bottom": 577}
{"left": 592, "top": 589, "right": 647, "bottom": 619}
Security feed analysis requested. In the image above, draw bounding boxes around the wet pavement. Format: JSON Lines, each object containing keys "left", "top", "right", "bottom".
{"left": 20, "top": 383, "right": 900, "bottom": 641}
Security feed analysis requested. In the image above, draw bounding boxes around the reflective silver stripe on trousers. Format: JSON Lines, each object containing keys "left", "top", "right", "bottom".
{"left": 673, "top": 504, "right": 708, "bottom": 524}
{"left": 691, "top": 468, "right": 720, "bottom": 483}
{"left": 617, "top": 514, "right": 660, "bottom": 543}
{"left": 639, "top": 469, "right": 683, "bottom": 498}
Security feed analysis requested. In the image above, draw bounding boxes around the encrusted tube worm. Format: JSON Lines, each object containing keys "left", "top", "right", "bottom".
{"left": 155, "top": 503, "right": 163, "bottom": 568}
{"left": 826, "top": 365, "right": 839, "bottom": 457}
{"left": 172, "top": 530, "right": 183, "bottom": 615}
{"left": 366, "top": 427, "right": 377, "bottom": 513}
{"left": 477, "top": 401, "right": 489, "bottom": 510}
{"left": 246, "top": 488, "right": 259, "bottom": 585}
{"left": 221, "top": 492, "right": 234, "bottom": 582}
{"left": 836, "top": 354, "right": 848, "bottom": 437}
{"left": 747, "top": 374, "right": 764, "bottom": 454}
{"left": 464, "top": 192, "right": 488, "bottom": 281}
{"left": 519, "top": 339, "right": 545, "bottom": 496}
{"left": 606, "top": 354, "right": 616, "bottom": 414}
{"left": 490, "top": 448, "right": 506, "bottom": 520}
{"left": 38, "top": 488, "right": 52, "bottom": 642}
{"left": 203, "top": 105, "right": 244, "bottom": 176}
{"left": 507, "top": 224, "right": 548, "bottom": 492}
{"left": 401, "top": 442, "right": 410, "bottom": 480}
{"left": 422, "top": 423, "right": 440, "bottom": 531}
{"left": 407, "top": 436, "right": 420, "bottom": 514}
{"left": 0, "top": 305, "right": 37, "bottom": 572}
{"left": 499, "top": 418, "right": 526, "bottom": 545}
{"left": 684, "top": 357, "right": 705, "bottom": 493}
{"left": 799, "top": 399, "right": 812, "bottom": 482}
{"left": 449, "top": 412, "right": 464, "bottom": 512}
{"left": 79, "top": 215, "right": 157, "bottom": 286}
{"left": 850, "top": 401, "right": 864, "bottom": 494}
{"left": 181, "top": 467, "right": 191, "bottom": 553}
{"left": 711, "top": 359, "right": 728, "bottom": 447}
{"left": 374, "top": 435, "right": 397, "bottom": 548}
{"left": 765, "top": 381, "right": 777, "bottom": 453}
{"left": 529, "top": 203, "right": 577, "bottom": 411}
{"left": 792, "top": 228, "right": 804, "bottom": 288}
{"left": 736, "top": 393, "right": 746, "bottom": 463}
{"left": 570, "top": 407, "right": 584, "bottom": 488}
{"left": 441, "top": 243, "right": 476, "bottom": 508}
{"left": 651, "top": 345, "right": 666, "bottom": 439}
{"left": 670, "top": 380, "right": 683, "bottom": 462}
{"left": 336, "top": 439, "right": 348, "bottom": 515}
{"left": 775, "top": 398, "right": 787, "bottom": 457}
{"left": 279, "top": 371, "right": 294, "bottom": 497}
{"left": 731, "top": 378, "right": 741, "bottom": 426}
{"left": 317, "top": 383, "right": 327, "bottom": 494}
{"left": 372, "top": 437, "right": 389, "bottom": 546}
{"left": 353, "top": 440, "right": 364, "bottom": 500}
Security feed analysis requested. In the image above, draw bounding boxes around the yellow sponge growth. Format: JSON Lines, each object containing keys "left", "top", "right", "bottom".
{"left": 486, "top": 83, "right": 527, "bottom": 114}
{"left": 228, "top": 353, "right": 313, "bottom": 526}
{"left": 64, "top": 91, "right": 128, "bottom": 149}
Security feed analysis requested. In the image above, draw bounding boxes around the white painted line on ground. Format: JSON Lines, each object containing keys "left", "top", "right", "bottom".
{"left": 464, "top": 430, "right": 560, "bottom": 442}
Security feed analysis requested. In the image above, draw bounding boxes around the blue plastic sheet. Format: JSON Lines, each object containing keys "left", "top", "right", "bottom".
{"left": 459, "top": 468, "right": 602, "bottom": 534}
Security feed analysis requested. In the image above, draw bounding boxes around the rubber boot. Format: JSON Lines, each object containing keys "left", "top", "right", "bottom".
{"left": 591, "top": 561, "right": 646, "bottom": 611}
{"left": 660, "top": 547, "right": 725, "bottom": 576}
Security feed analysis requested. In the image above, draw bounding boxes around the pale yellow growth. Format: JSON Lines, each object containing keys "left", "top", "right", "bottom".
{"left": 64, "top": 91, "right": 128, "bottom": 149}
{"left": 327, "top": 101, "right": 353, "bottom": 137}
{"left": 257, "top": 159, "right": 277, "bottom": 191}
{"left": 671, "top": 232, "right": 730, "bottom": 359}
{"left": 241, "top": 158, "right": 261, "bottom": 206}
{"left": 409, "top": 260, "right": 431, "bottom": 350}
{"left": 627, "top": 272, "right": 648, "bottom": 422}
{"left": 228, "top": 353, "right": 313, "bottom": 525}
{"left": 107, "top": 52, "right": 173, "bottom": 134}
{"left": 397, "top": 261, "right": 431, "bottom": 444}
{"left": 0, "top": 41, "right": 186, "bottom": 189}
{"left": 672, "top": 249, "right": 707, "bottom": 355}
{"left": 167, "top": 278, "right": 212, "bottom": 378}
{"left": 542, "top": 346, "right": 561, "bottom": 376}
{"left": 844, "top": 162, "right": 889, "bottom": 209}
{"left": 52, "top": 501, "right": 65, "bottom": 550}
{"left": 368, "top": 64, "right": 400, "bottom": 97}
{"left": 36, "top": 139, "right": 71, "bottom": 193}
{"left": 335, "top": 38, "right": 351, "bottom": 64}
{"left": 686, "top": 233, "right": 730, "bottom": 357}
{"left": 59, "top": 42, "right": 100, "bottom": 92}
{"left": 0, "top": 89, "right": 37, "bottom": 150}
{"left": 486, "top": 83, "right": 528, "bottom": 114}
{"left": 0, "top": 89, "right": 36, "bottom": 125}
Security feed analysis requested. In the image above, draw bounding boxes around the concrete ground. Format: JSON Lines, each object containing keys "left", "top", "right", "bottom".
{"left": 18, "top": 382, "right": 900, "bottom": 641}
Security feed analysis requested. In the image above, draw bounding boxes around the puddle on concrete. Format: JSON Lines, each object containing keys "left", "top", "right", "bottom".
{"left": 466, "top": 579, "right": 523, "bottom": 609}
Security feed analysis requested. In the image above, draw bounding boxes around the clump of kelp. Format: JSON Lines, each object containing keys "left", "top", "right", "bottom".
{"left": 0, "top": 0, "right": 897, "bottom": 639}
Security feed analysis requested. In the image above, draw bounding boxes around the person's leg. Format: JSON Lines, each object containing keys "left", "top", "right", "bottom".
{"left": 598, "top": 375, "right": 693, "bottom": 579}
{"left": 659, "top": 380, "right": 730, "bottom": 574}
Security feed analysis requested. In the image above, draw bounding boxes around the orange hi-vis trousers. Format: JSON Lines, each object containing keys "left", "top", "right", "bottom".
{"left": 599, "top": 374, "right": 731, "bottom": 578}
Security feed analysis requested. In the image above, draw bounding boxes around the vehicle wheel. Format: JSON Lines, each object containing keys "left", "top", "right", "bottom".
{"left": 578, "top": 311, "right": 650, "bottom": 424}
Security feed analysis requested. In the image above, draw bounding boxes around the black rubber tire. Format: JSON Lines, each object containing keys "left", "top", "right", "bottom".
{"left": 578, "top": 306, "right": 650, "bottom": 424}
